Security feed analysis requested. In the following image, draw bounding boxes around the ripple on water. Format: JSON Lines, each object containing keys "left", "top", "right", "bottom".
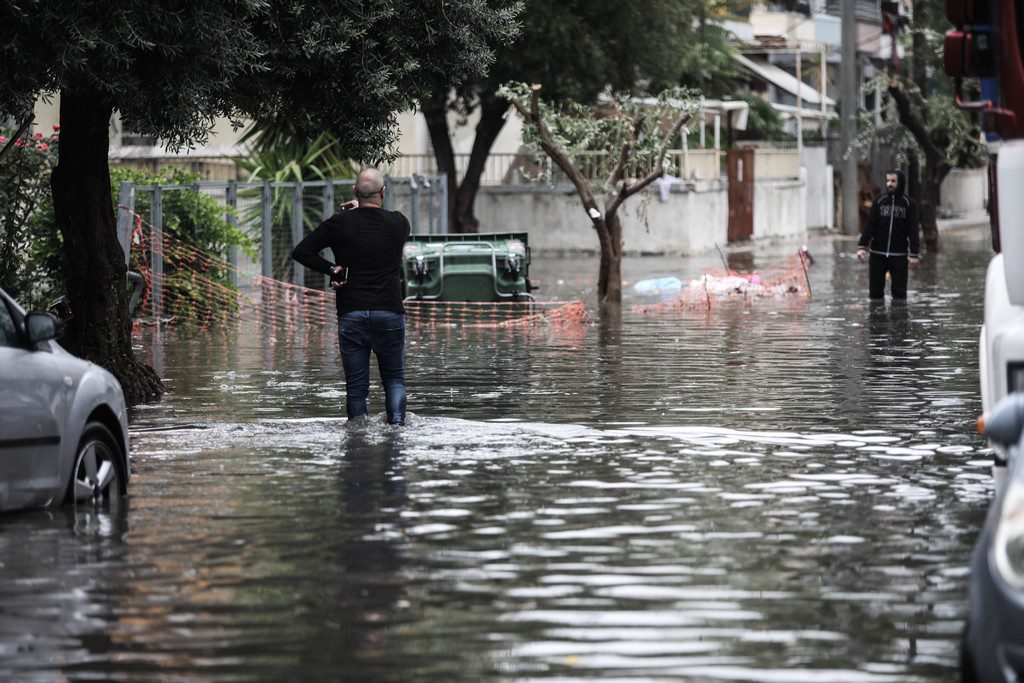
{"left": 0, "top": 233, "right": 994, "bottom": 680}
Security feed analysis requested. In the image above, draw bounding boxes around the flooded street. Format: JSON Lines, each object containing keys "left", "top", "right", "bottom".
{"left": 0, "top": 227, "right": 994, "bottom": 681}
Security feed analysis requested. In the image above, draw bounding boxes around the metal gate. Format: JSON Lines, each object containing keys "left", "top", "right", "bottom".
{"left": 727, "top": 149, "right": 754, "bottom": 242}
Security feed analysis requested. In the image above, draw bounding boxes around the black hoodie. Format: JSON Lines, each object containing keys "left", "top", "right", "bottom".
{"left": 858, "top": 169, "right": 921, "bottom": 258}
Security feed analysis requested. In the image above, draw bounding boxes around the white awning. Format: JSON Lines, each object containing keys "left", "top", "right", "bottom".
{"left": 732, "top": 53, "right": 836, "bottom": 108}
{"left": 771, "top": 102, "right": 838, "bottom": 120}
{"left": 606, "top": 94, "right": 750, "bottom": 131}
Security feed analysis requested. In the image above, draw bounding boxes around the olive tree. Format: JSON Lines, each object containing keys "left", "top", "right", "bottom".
{"left": 502, "top": 82, "right": 698, "bottom": 303}
{"left": 0, "top": 0, "right": 519, "bottom": 404}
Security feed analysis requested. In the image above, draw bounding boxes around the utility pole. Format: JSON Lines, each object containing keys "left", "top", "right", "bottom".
{"left": 796, "top": 47, "right": 803, "bottom": 158}
{"left": 841, "top": 0, "right": 859, "bottom": 234}
{"left": 820, "top": 48, "right": 828, "bottom": 141}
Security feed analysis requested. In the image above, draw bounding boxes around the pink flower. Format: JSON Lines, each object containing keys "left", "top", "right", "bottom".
{"left": 50, "top": 134, "right": 57, "bottom": 141}
{"left": 14, "top": 140, "right": 21, "bottom": 147}
{"left": 34, "top": 132, "right": 42, "bottom": 139}
{"left": 0, "top": 136, "right": 5, "bottom": 143}
{"left": 36, "top": 143, "right": 48, "bottom": 151}
{"left": 52, "top": 125, "right": 60, "bottom": 132}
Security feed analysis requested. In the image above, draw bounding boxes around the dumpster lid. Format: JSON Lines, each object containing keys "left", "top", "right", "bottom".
{"left": 407, "top": 232, "right": 529, "bottom": 246}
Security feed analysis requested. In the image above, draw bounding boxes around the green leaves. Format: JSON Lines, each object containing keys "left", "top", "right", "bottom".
{"left": 0, "top": 125, "right": 62, "bottom": 309}
{"left": 501, "top": 81, "right": 701, "bottom": 185}
{"left": 438, "top": 0, "right": 704, "bottom": 114}
{"left": 236, "top": 127, "right": 350, "bottom": 183}
{"left": 854, "top": 72, "right": 985, "bottom": 170}
{"left": 0, "top": 0, "right": 522, "bottom": 162}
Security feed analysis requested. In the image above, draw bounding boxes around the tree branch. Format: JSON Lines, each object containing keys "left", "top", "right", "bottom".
{"left": 604, "top": 114, "right": 643, "bottom": 194}
{"left": 607, "top": 112, "right": 690, "bottom": 216}
{"left": 888, "top": 79, "right": 950, "bottom": 178}
{"left": 509, "top": 85, "right": 603, "bottom": 225}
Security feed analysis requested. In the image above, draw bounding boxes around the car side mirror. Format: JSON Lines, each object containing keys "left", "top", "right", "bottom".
{"left": 25, "top": 312, "right": 60, "bottom": 346}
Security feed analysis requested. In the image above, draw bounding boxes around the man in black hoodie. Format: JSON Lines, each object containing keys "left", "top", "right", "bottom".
{"left": 856, "top": 169, "right": 921, "bottom": 300}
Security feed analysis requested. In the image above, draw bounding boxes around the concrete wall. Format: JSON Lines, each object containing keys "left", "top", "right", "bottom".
{"left": 801, "top": 146, "right": 833, "bottom": 229}
{"left": 940, "top": 166, "right": 988, "bottom": 219}
{"left": 475, "top": 177, "right": 807, "bottom": 255}
{"left": 754, "top": 176, "right": 807, "bottom": 239}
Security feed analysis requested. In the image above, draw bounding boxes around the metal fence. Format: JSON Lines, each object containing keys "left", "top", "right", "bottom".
{"left": 115, "top": 175, "right": 447, "bottom": 317}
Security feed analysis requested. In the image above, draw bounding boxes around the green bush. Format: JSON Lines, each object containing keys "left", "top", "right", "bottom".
{"left": 112, "top": 167, "right": 255, "bottom": 324}
{"left": 0, "top": 126, "right": 63, "bottom": 311}
{"left": 0, "top": 133, "right": 254, "bottom": 323}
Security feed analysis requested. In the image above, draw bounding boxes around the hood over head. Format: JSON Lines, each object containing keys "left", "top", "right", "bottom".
{"left": 885, "top": 168, "right": 906, "bottom": 197}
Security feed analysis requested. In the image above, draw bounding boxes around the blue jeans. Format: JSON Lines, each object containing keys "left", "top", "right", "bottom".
{"left": 337, "top": 311, "right": 407, "bottom": 424}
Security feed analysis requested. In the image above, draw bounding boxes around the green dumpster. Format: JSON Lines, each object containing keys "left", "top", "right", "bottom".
{"left": 402, "top": 233, "right": 537, "bottom": 302}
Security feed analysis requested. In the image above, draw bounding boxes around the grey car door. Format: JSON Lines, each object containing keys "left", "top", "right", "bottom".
{"left": 0, "top": 300, "right": 64, "bottom": 510}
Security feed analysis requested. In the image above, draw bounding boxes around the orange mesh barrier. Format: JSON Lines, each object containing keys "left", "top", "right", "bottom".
{"left": 125, "top": 209, "right": 589, "bottom": 331}
{"left": 636, "top": 249, "right": 813, "bottom": 315}
{"left": 403, "top": 299, "right": 591, "bottom": 327}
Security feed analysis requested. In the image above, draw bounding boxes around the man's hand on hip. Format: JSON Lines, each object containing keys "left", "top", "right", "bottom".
{"left": 330, "top": 266, "right": 347, "bottom": 289}
{"left": 856, "top": 248, "right": 868, "bottom": 262}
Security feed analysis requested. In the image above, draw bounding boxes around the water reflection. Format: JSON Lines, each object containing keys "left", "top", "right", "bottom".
{"left": 288, "top": 425, "right": 413, "bottom": 678}
{"left": 0, "top": 505, "right": 129, "bottom": 676}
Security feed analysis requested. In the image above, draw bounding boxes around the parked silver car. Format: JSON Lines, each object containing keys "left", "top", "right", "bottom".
{"left": 0, "top": 287, "right": 129, "bottom": 512}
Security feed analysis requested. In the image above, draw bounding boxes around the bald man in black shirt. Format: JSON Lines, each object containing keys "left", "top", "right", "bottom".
{"left": 292, "top": 168, "right": 411, "bottom": 425}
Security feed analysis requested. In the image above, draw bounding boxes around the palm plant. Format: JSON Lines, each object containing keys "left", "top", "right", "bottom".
{"left": 235, "top": 122, "right": 354, "bottom": 281}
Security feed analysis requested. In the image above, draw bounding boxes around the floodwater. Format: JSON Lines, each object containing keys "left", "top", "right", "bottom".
{"left": 0, "top": 227, "right": 995, "bottom": 681}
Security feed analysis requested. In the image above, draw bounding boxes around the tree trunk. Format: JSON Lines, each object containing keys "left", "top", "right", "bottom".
{"left": 920, "top": 165, "right": 948, "bottom": 253}
{"left": 888, "top": 81, "right": 949, "bottom": 254}
{"left": 597, "top": 211, "right": 623, "bottom": 303}
{"left": 50, "top": 89, "right": 163, "bottom": 406}
{"left": 421, "top": 92, "right": 458, "bottom": 231}
{"left": 453, "top": 97, "right": 509, "bottom": 233}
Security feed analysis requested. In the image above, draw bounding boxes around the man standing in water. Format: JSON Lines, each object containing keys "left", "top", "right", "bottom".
{"left": 292, "top": 168, "right": 411, "bottom": 425}
{"left": 856, "top": 169, "right": 921, "bottom": 300}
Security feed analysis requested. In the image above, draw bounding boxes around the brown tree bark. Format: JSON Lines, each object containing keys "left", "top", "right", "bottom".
{"left": 421, "top": 92, "right": 458, "bottom": 231}
{"left": 50, "top": 88, "right": 164, "bottom": 405}
{"left": 599, "top": 212, "right": 624, "bottom": 302}
{"left": 423, "top": 94, "right": 510, "bottom": 233}
{"left": 453, "top": 97, "right": 510, "bottom": 233}
{"left": 888, "top": 80, "right": 951, "bottom": 254}
{"left": 917, "top": 171, "right": 943, "bottom": 251}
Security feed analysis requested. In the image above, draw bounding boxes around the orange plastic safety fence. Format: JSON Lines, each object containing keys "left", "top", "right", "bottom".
{"left": 125, "top": 209, "right": 590, "bottom": 331}
{"left": 404, "top": 299, "right": 591, "bottom": 328}
{"left": 636, "top": 250, "right": 813, "bottom": 315}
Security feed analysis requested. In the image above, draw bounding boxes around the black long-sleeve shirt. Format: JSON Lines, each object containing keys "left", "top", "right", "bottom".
{"left": 291, "top": 207, "right": 411, "bottom": 314}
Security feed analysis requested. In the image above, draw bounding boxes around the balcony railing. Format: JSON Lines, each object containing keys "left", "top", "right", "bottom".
{"left": 382, "top": 148, "right": 803, "bottom": 186}
{"left": 824, "top": 0, "right": 880, "bottom": 23}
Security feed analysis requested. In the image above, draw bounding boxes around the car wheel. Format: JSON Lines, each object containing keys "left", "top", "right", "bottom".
{"left": 67, "top": 422, "right": 126, "bottom": 509}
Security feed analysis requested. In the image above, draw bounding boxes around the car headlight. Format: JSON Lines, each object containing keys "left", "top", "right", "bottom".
{"left": 994, "top": 471, "right": 1024, "bottom": 589}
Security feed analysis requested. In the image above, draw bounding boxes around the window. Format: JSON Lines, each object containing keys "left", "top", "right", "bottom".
{"left": 0, "top": 301, "right": 18, "bottom": 348}
{"left": 120, "top": 131, "right": 160, "bottom": 147}
{"left": 110, "top": 112, "right": 160, "bottom": 148}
